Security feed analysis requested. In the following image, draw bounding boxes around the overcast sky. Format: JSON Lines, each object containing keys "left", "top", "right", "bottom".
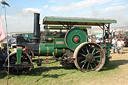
{"left": 0, "top": 0, "right": 128, "bottom": 33}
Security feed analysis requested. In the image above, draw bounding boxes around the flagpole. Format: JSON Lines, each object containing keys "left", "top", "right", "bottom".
{"left": 3, "top": 5, "right": 10, "bottom": 85}
{"left": 0, "top": 0, "right": 10, "bottom": 84}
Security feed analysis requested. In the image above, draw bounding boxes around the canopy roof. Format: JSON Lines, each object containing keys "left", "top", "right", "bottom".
{"left": 44, "top": 25, "right": 91, "bottom": 30}
{"left": 43, "top": 16, "right": 117, "bottom": 26}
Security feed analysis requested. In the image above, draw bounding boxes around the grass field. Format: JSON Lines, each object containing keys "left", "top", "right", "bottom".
{"left": 0, "top": 48, "right": 128, "bottom": 85}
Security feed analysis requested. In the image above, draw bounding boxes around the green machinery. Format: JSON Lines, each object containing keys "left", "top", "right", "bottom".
{"left": 4, "top": 13, "right": 117, "bottom": 75}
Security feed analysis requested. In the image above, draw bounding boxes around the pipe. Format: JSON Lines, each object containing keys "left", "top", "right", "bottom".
{"left": 33, "top": 13, "right": 40, "bottom": 43}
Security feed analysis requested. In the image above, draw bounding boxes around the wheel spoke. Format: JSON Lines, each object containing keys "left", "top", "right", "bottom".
{"left": 77, "top": 57, "right": 85, "bottom": 60}
{"left": 87, "top": 62, "right": 90, "bottom": 70}
{"left": 94, "top": 56, "right": 101, "bottom": 58}
{"left": 95, "top": 59, "right": 100, "bottom": 64}
{"left": 94, "top": 61, "right": 98, "bottom": 67}
{"left": 81, "top": 48, "right": 86, "bottom": 54}
{"left": 93, "top": 50, "right": 99, "bottom": 55}
{"left": 92, "top": 48, "right": 95, "bottom": 54}
{"left": 81, "top": 60, "right": 85, "bottom": 63}
{"left": 90, "top": 63, "right": 94, "bottom": 70}
{"left": 82, "top": 61, "right": 87, "bottom": 69}
{"left": 86, "top": 46, "right": 89, "bottom": 54}
{"left": 79, "top": 53, "right": 87, "bottom": 57}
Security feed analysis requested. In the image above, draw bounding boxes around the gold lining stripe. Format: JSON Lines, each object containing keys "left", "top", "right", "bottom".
{"left": 47, "top": 47, "right": 49, "bottom": 56}
{"left": 63, "top": 49, "right": 66, "bottom": 54}
{"left": 55, "top": 49, "right": 57, "bottom": 56}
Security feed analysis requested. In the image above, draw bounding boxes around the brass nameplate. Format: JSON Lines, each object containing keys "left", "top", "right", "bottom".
{"left": 56, "top": 41, "right": 64, "bottom": 45}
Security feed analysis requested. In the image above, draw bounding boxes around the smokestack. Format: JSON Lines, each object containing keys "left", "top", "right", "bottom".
{"left": 33, "top": 13, "right": 40, "bottom": 43}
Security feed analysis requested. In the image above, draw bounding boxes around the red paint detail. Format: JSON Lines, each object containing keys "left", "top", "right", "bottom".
{"left": 25, "top": 46, "right": 29, "bottom": 53}
{"left": 48, "top": 38, "right": 52, "bottom": 41}
{"left": 46, "top": 58, "right": 49, "bottom": 64}
{"left": 89, "top": 56, "right": 92, "bottom": 60}
{"left": 74, "top": 37, "right": 78, "bottom": 41}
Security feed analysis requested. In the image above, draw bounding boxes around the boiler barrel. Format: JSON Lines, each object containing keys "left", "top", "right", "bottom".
{"left": 39, "top": 43, "right": 65, "bottom": 57}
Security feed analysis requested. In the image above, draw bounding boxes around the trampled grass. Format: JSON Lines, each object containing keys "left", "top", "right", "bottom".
{"left": 1, "top": 48, "right": 128, "bottom": 85}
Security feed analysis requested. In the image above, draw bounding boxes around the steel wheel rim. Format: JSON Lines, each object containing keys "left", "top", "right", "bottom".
{"left": 74, "top": 42, "right": 105, "bottom": 72}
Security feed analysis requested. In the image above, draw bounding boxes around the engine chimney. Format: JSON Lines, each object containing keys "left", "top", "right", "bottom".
{"left": 33, "top": 13, "right": 40, "bottom": 43}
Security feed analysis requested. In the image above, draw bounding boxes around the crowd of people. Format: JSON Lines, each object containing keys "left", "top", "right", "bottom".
{"left": 0, "top": 47, "right": 11, "bottom": 70}
{"left": 112, "top": 37, "right": 124, "bottom": 54}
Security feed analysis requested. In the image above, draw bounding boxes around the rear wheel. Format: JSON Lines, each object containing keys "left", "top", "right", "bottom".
{"left": 74, "top": 42, "right": 105, "bottom": 72}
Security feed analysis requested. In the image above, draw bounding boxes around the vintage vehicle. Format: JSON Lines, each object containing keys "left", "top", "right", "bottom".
{"left": 4, "top": 13, "right": 117, "bottom": 75}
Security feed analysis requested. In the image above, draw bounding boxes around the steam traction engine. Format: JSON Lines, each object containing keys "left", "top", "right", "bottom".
{"left": 4, "top": 13, "right": 117, "bottom": 75}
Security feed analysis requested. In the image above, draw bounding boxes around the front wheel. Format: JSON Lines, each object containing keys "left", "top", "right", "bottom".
{"left": 4, "top": 51, "right": 33, "bottom": 75}
{"left": 74, "top": 42, "right": 105, "bottom": 72}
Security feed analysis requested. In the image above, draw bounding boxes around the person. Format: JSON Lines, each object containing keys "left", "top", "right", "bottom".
{"left": 120, "top": 39, "right": 124, "bottom": 53}
{"left": 17, "top": 34, "right": 27, "bottom": 43}
{"left": 116, "top": 39, "right": 122, "bottom": 54}
{"left": 100, "top": 38, "right": 103, "bottom": 43}
{"left": 40, "top": 32, "right": 45, "bottom": 42}
{"left": 53, "top": 31, "right": 57, "bottom": 36}
{"left": 83, "top": 29, "right": 88, "bottom": 35}
{"left": 96, "top": 37, "right": 101, "bottom": 44}
{"left": 88, "top": 37, "right": 91, "bottom": 42}
{"left": 8, "top": 35, "right": 16, "bottom": 43}
{"left": 105, "top": 30, "right": 109, "bottom": 39}
{"left": 112, "top": 37, "right": 117, "bottom": 53}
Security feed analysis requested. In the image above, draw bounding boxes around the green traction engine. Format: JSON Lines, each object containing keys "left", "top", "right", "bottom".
{"left": 4, "top": 13, "right": 117, "bottom": 75}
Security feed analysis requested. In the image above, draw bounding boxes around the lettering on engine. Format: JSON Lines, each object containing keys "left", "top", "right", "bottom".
{"left": 56, "top": 41, "right": 64, "bottom": 45}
